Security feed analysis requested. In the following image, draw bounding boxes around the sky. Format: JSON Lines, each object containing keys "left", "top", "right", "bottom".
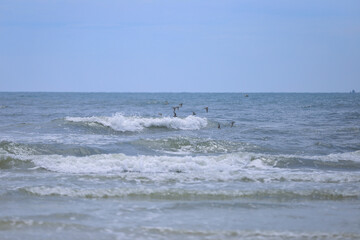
{"left": 0, "top": 0, "right": 360, "bottom": 92}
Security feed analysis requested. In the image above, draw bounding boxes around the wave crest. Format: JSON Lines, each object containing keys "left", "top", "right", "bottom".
{"left": 65, "top": 113, "right": 207, "bottom": 132}
{"left": 6, "top": 152, "right": 360, "bottom": 183}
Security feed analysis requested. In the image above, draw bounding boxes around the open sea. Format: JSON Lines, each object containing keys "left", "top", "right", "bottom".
{"left": 0, "top": 92, "right": 359, "bottom": 240}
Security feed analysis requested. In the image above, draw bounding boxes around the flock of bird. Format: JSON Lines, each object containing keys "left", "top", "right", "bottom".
{"left": 159, "top": 102, "right": 235, "bottom": 129}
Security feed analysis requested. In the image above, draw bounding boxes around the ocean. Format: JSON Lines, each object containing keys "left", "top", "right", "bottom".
{"left": 0, "top": 92, "right": 359, "bottom": 240}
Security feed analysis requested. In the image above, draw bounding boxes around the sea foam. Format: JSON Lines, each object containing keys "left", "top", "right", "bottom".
{"left": 65, "top": 113, "right": 208, "bottom": 132}
{"left": 5, "top": 152, "right": 359, "bottom": 183}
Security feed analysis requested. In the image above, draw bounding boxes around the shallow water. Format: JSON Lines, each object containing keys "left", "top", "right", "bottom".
{"left": 0, "top": 92, "right": 360, "bottom": 239}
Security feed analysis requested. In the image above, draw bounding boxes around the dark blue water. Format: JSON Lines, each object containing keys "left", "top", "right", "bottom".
{"left": 1, "top": 92, "right": 360, "bottom": 239}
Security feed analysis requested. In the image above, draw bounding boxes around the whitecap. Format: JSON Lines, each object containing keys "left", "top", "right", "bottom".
{"left": 5, "top": 152, "right": 360, "bottom": 183}
{"left": 65, "top": 113, "right": 207, "bottom": 132}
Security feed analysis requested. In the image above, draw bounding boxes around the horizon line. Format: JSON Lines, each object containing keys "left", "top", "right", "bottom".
{"left": 0, "top": 91, "right": 357, "bottom": 94}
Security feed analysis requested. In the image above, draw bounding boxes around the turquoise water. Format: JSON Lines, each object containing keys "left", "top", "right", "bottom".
{"left": 0, "top": 92, "right": 360, "bottom": 239}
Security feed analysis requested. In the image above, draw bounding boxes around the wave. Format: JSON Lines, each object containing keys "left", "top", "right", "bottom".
{"left": 0, "top": 156, "right": 35, "bottom": 169}
{"left": 2, "top": 138, "right": 360, "bottom": 183}
{"left": 313, "top": 151, "right": 360, "bottom": 163}
{"left": 65, "top": 113, "right": 207, "bottom": 132}
{"left": 2, "top": 150, "right": 360, "bottom": 183}
{"left": 19, "top": 186, "right": 359, "bottom": 200}
{"left": 0, "top": 141, "right": 103, "bottom": 157}
{"left": 133, "top": 137, "right": 255, "bottom": 154}
{"left": 0, "top": 136, "right": 257, "bottom": 156}
{"left": 257, "top": 151, "right": 360, "bottom": 170}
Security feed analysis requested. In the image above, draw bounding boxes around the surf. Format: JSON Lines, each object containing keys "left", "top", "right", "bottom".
{"left": 65, "top": 113, "right": 208, "bottom": 132}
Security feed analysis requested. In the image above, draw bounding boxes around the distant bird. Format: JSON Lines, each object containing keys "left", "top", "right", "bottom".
{"left": 204, "top": 107, "right": 208, "bottom": 113}
{"left": 231, "top": 121, "right": 235, "bottom": 127}
{"left": 218, "top": 123, "right": 221, "bottom": 129}
{"left": 173, "top": 112, "right": 177, "bottom": 117}
{"left": 179, "top": 103, "right": 183, "bottom": 107}
{"left": 192, "top": 111, "right": 196, "bottom": 115}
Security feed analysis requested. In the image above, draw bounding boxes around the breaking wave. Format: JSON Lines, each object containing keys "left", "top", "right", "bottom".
{"left": 22, "top": 151, "right": 360, "bottom": 174}
{"left": 2, "top": 149, "right": 360, "bottom": 183}
{"left": 65, "top": 113, "right": 207, "bottom": 132}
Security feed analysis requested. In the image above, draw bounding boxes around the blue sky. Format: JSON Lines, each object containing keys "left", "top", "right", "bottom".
{"left": 0, "top": 0, "right": 359, "bottom": 92}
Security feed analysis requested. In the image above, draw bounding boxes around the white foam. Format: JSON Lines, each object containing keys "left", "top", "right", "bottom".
{"left": 0, "top": 141, "right": 37, "bottom": 155}
{"left": 246, "top": 158, "right": 269, "bottom": 169}
{"left": 318, "top": 151, "right": 360, "bottom": 162}
{"left": 65, "top": 113, "right": 208, "bottom": 132}
{"left": 276, "top": 151, "right": 360, "bottom": 163}
{"left": 6, "top": 152, "right": 359, "bottom": 183}
{"left": 29, "top": 153, "right": 249, "bottom": 175}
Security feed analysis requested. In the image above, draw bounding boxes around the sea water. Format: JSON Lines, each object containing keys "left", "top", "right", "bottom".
{"left": 0, "top": 92, "right": 359, "bottom": 239}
